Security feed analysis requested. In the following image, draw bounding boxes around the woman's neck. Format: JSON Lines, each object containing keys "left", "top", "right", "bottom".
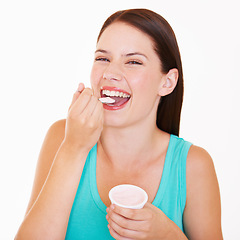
{"left": 98, "top": 121, "right": 167, "bottom": 171}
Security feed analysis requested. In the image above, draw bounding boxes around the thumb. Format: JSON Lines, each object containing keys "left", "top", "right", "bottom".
{"left": 144, "top": 202, "right": 161, "bottom": 212}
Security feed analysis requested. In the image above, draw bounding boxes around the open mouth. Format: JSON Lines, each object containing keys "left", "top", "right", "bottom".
{"left": 100, "top": 87, "right": 131, "bottom": 109}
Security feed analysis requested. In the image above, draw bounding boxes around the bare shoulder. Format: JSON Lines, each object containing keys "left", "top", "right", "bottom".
{"left": 25, "top": 119, "right": 66, "bottom": 215}
{"left": 37, "top": 118, "right": 67, "bottom": 178}
{"left": 186, "top": 144, "right": 219, "bottom": 202}
{"left": 34, "top": 118, "right": 67, "bottom": 184}
{"left": 186, "top": 145, "right": 215, "bottom": 177}
{"left": 184, "top": 145, "right": 223, "bottom": 239}
{"left": 45, "top": 119, "right": 66, "bottom": 141}
{"left": 38, "top": 119, "right": 66, "bottom": 160}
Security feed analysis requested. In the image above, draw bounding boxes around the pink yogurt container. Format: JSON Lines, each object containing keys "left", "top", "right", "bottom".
{"left": 109, "top": 184, "right": 148, "bottom": 209}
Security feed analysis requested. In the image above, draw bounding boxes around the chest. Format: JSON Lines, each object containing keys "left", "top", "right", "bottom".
{"left": 96, "top": 158, "right": 164, "bottom": 207}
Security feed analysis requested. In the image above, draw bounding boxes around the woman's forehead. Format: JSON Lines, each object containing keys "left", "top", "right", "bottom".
{"left": 96, "top": 22, "right": 156, "bottom": 56}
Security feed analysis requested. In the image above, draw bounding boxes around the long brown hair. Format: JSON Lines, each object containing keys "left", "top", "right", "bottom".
{"left": 97, "top": 9, "right": 183, "bottom": 136}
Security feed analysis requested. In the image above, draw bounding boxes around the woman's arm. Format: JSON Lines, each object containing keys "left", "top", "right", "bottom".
{"left": 15, "top": 125, "right": 89, "bottom": 240}
{"left": 15, "top": 86, "right": 104, "bottom": 240}
{"left": 24, "top": 119, "right": 66, "bottom": 217}
{"left": 183, "top": 145, "right": 223, "bottom": 240}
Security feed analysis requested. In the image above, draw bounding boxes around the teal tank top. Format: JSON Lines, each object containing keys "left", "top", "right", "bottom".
{"left": 65, "top": 135, "right": 192, "bottom": 239}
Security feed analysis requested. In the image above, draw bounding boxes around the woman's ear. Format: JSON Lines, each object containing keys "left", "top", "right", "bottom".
{"left": 158, "top": 68, "right": 179, "bottom": 96}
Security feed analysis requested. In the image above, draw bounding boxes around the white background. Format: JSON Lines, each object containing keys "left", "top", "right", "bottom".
{"left": 0, "top": 0, "right": 239, "bottom": 239}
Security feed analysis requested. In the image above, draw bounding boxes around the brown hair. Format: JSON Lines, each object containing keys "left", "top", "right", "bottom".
{"left": 97, "top": 9, "right": 183, "bottom": 136}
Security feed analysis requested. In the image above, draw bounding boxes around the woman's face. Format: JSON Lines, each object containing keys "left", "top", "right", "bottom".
{"left": 90, "top": 22, "right": 165, "bottom": 128}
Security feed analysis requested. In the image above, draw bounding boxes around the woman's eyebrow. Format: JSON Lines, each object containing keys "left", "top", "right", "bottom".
{"left": 95, "top": 49, "right": 148, "bottom": 60}
{"left": 95, "top": 49, "right": 109, "bottom": 54}
{"left": 125, "top": 52, "right": 148, "bottom": 60}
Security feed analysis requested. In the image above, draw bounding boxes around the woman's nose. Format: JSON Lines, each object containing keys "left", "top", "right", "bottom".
{"left": 103, "top": 63, "right": 123, "bottom": 81}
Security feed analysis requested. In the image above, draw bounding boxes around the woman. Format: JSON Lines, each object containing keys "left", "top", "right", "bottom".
{"left": 15, "top": 9, "right": 223, "bottom": 239}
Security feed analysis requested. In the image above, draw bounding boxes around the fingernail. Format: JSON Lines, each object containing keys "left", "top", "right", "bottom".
{"left": 77, "top": 83, "right": 84, "bottom": 92}
{"left": 77, "top": 85, "right": 81, "bottom": 92}
{"left": 110, "top": 204, "right": 115, "bottom": 210}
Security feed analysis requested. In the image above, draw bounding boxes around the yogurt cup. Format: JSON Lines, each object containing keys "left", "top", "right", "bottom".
{"left": 109, "top": 184, "right": 148, "bottom": 209}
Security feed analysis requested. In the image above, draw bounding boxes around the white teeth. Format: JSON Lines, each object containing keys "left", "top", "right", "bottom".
{"left": 110, "top": 91, "right": 115, "bottom": 97}
{"left": 102, "top": 89, "right": 130, "bottom": 98}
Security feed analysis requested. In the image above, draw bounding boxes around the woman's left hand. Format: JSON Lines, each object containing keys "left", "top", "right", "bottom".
{"left": 106, "top": 202, "right": 174, "bottom": 240}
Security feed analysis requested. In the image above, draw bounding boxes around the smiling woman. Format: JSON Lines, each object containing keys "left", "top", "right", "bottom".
{"left": 91, "top": 21, "right": 170, "bottom": 129}
{"left": 15, "top": 8, "right": 223, "bottom": 240}
{"left": 96, "top": 10, "right": 183, "bottom": 136}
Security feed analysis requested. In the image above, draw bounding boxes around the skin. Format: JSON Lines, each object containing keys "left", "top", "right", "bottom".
{"left": 15, "top": 22, "right": 223, "bottom": 240}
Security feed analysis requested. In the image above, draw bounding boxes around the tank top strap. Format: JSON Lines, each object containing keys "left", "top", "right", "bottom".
{"left": 176, "top": 136, "right": 192, "bottom": 212}
{"left": 152, "top": 135, "right": 192, "bottom": 213}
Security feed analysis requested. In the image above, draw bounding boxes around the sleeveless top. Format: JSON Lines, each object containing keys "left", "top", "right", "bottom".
{"left": 65, "top": 134, "right": 192, "bottom": 239}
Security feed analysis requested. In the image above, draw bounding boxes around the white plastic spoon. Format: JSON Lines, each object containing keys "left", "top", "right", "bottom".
{"left": 99, "top": 97, "right": 115, "bottom": 104}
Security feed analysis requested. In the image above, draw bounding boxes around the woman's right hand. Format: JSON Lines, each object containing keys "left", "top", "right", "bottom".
{"left": 63, "top": 83, "right": 104, "bottom": 153}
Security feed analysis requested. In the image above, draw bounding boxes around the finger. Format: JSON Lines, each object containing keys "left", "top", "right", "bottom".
{"left": 80, "top": 95, "right": 99, "bottom": 118}
{"left": 87, "top": 100, "right": 104, "bottom": 130}
{"left": 108, "top": 219, "right": 139, "bottom": 239}
{"left": 77, "top": 82, "right": 85, "bottom": 92}
{"left": 69, "top": 92, "right": 80, "bottom": 112}
{"left": 108, "top": 224, "right": 133, "bottom": 240}
{"left": 68, "top": 83, "right": 85, "bottom": 111}
{"left": 76, "top": 87, "right": 93, "bottom": 104}
{"left": 111, "top": 204, "right": 149, "bottom": 221}
{"left": 91, "top": 100, "right": 104, "bottom": 121}
{"left": 107, "top": 204, "right": 155, "bottom": 238}
{"left": 70, "top": 88, "right": 93, "bottom": 114}
{"left": 72, "top": 83, "right": 85, "bottom": 105}
{"left": 107, "top": 208, "right": 141, "bottom": 232}
{"left": 80, "top": 99, "right": 104, "bottom": 136}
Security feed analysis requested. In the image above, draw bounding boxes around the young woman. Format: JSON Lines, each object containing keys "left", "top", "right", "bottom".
{"left": 15, "top": 9, "right": 223, "bottom": 240}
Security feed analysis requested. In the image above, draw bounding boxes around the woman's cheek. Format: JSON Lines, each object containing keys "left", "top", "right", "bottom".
{"left": 90, "top": 66, "right": 101, "bottom": 86}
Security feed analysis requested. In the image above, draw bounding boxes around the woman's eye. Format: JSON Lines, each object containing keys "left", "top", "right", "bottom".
{"left": 127, "top": 60, "right": 142, "bottom": 65}
{"left": 95, "top": 57, "right": 109, "bottom": 62}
